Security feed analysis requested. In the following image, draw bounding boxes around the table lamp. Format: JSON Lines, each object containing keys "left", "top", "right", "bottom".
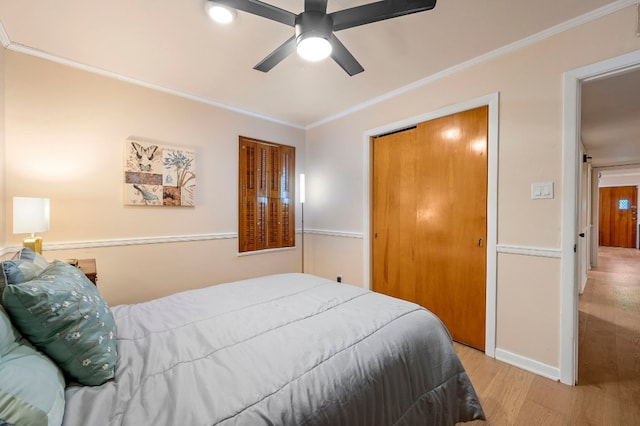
{"left": 13, "top": 197, "right": 50, "bottom": 254}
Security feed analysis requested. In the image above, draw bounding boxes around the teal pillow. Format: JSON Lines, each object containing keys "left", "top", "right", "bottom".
{"left": 3, "top": 260, "right": 117, "bottom": 386}
{"left": 12, "top": 247, "right": 50, "bottom": 270}
{"left": 0, "top": 306, "right": 65, "bottom": 426}
{"left": 0, "top": 260, "right": 47, "bottom": 306}
{"left": 0, "top": 248, "right": 49, "bottom": 306}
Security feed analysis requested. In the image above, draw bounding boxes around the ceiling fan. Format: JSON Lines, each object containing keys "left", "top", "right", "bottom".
{"left": 209, "top": 0, "right": 437, "bottom": 76}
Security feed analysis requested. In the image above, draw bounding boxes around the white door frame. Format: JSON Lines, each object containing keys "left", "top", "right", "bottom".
{"left": 561, "top": 49, "right": 640, "bottom": 385}
{"left": 362, "top": 93, "right": 499, "bottom": 358}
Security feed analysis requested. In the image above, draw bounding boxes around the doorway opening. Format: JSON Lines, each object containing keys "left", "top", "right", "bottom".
{"left": 562, "top": 50, "right": 640, "bottom": 385}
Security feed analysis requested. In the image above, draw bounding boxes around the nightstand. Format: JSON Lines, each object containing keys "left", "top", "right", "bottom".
{"left": 77, "top": 258, "right": 98, "bottom": 286}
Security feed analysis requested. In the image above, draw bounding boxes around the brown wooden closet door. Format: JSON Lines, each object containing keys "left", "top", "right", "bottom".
{"left": 372, "top": 106, "right": 488, "bottom": 350}
{"left": 599, "top": 186, "right": 638, "bottom": 248}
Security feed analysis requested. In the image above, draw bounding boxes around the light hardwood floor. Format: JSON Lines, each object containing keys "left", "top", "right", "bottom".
{"left": 455, "top": 246, "right": 640, "bottom": 425}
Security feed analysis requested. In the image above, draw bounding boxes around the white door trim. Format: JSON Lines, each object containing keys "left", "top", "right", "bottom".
{"left": 362, "top": 93, "right": 499, "bottom": 358}
{"left": 561, "top": 49, "right": 640, "bottom": 385}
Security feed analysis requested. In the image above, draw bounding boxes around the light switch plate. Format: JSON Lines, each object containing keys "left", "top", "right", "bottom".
{"left": 531, "top": 182, "right": 554, "bottom": 199}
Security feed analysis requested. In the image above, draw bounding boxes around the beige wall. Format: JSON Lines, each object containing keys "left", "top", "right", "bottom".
{"left": 304, "top": 233, "right": 363, "bottom": 285}
{"left": 3, "top": 51, "right": 305, "bottom": 305}
{"left": 304, "top": 6, "right": 640, "bottom": 370}
{"left": 2, "top": 3, "right": 640, "bottom": 377}
{"left": 0, "top": 45, "right": 5, "bottom": 248}
{"left": 599, "top": 173, "right": 640, "bottom": 187}
{"left": 496, "top": 253, "right": 561, "bottom": 367}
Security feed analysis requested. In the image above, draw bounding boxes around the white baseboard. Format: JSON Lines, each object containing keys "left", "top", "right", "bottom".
{"left": 580, "top": 273, "right": 588, "bottom": 294}
{"left": 495, "top": 348, "right": 560, "bottom": 382}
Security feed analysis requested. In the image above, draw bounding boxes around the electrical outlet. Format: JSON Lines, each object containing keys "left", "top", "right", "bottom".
{"left": 337, "top": 275, "right": 342, "bottom": 283}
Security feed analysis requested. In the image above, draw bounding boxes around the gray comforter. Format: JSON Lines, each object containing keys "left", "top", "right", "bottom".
{"left": 63, "top": 273, "right": 484, "bottom": 425}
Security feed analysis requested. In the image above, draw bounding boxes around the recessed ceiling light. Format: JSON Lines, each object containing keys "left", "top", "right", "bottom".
{"left": 206, "top": 1, "right": 236, "bottom": 24}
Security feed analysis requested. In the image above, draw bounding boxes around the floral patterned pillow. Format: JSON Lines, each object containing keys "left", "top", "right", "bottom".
{"left": 0, "top": 260, "right": 46, "bottom": 306}
{"left": 12, "top": 247, "right": 50, "bottom": 269}
{"left": 3, "top": 260, "right": 117, "bottom": 386}
{"left": 0, "top": 247, "right": 49, "bottom": 305}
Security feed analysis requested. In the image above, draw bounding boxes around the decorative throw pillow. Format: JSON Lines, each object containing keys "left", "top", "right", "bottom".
{"left": 0, "top": 261, "right": 46, "bottom": 306}
{"left": 0, "top": 305, "right": 66, "bottom": 426}
{"left": 12, "top": 247, "right": 50, "bottom": 270}
{"left": 0, "top": 248, "right": 49, "bottom": 306}
{"left": 3, "top": 260, "right": 118, "bottom": 386}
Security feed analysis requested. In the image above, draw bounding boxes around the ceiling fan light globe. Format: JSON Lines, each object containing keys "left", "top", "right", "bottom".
{"left": 206, "top": 2, "right": 235, "bottom": 24}
{"left": 297, "top": 37, "right": 332, "bottom": 62}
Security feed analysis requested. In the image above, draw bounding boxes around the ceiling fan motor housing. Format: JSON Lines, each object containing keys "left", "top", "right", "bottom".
{"left": 295, "top": 12, "right": 333, "bottom": 44}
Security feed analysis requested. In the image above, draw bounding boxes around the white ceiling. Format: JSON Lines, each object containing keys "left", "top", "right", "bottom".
{"left": 2, "top": 0, "right": 638, "bottom": 171}
{"left": 581, "top": 67, "right": 640, "bottom": 170}
{"left": 0, "top": 0, "right": 625, "bottom": 129}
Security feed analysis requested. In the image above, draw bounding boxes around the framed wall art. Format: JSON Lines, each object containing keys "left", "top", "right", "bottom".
{"left": 124, "top": 139, "right": 196, "bottom": 206}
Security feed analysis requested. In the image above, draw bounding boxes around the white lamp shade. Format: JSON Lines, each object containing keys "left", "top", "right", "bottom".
{"left": 300, "top": 174, "right": 306, "bottom": 204}
{"left": 13, "top": 197, "right": 50, "bottom": 234}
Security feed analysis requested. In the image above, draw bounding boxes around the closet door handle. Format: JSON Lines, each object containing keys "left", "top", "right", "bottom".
{"left": 478, "top": 238, "right": 483, "bottom": 247}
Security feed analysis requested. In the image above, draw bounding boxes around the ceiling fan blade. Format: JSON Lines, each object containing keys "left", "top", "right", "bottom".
{"left": 330, "top": 0, "right": 436, "bottom": 31}
{"left": 253, "top": 36, "right": 297, "bottom": 72}
{"left": 329, "top": 34, "right": 364, "bottom": 76}
{"left": 304, "top": 0, "right": 328, "bottom": 13}
{"left": 214, "top": 0, "right": 296, "bottom": 26}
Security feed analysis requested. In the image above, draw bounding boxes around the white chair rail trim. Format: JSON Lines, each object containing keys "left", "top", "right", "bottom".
{"left": 1, "top": 233, "right": 237, "bottom": 253}
{"left": 2, "top": 233, "right": 560, "bottom": 258}
{"left": 496, "top": 244, "right": 562, "bottom": 259}
{"left": 303, "top": 229, "right": 364, "bottom": 239}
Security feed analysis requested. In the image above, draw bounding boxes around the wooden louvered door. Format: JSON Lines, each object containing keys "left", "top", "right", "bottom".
{"left": 372, "top": 106, "right": 488, "bottom": 351}
{"left": 239, "top": 137, "right": 295, "bottom": 253}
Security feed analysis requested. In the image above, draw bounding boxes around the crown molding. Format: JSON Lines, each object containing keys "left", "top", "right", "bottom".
{"left": 307, "top": 0, "right": 640, "bottom": 129}
{"left": 1, "top": 1, "right": 637, "bottom": 130}
{"left": 0, "top": 19, "right": 303, "bottom": 130}
{"left": 0, "top": 21, "right": 10, "bottom": 47}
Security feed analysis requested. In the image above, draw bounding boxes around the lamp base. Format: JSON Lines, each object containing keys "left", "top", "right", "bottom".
{"left": 23, "top": 236, "right": 43, "bottom": 254}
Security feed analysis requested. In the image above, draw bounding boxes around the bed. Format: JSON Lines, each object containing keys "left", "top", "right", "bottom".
{"left": 1, "top": 253, "right": 484, "bottom": 425}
